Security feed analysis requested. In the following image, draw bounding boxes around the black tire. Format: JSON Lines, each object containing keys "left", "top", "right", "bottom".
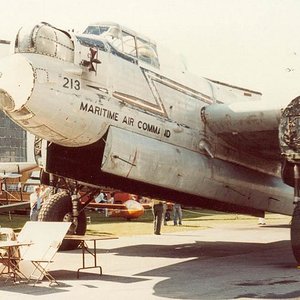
{"left": 291, "top": 202, "right": 300, "bottom": 264}
{"left": 38, "top": 191, "right": 87, "bottom": 251}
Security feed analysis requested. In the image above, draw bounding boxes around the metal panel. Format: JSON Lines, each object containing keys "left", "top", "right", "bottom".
{"left": 101, "top": 126, "right": 211, "bottom": 193}
{"left": 101, "top": 126, "right": 293, "bottom": 215}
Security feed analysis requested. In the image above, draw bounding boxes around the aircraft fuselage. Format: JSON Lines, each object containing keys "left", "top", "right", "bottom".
{"left": 0, "top": 22, "right": 294, "bottom": 216}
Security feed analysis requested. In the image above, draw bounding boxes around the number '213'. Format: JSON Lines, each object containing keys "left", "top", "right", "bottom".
{"left": 63, "top": 77, "right": 80, "bottom": 90}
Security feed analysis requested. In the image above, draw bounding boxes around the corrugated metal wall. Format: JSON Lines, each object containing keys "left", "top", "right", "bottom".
{"left": 0, "top": 111, "right": 26, "bottom": 162}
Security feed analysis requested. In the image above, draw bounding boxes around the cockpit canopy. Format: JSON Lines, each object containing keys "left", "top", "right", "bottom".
{"left": 83, "top": 22, "right": 160, "bottom": 68}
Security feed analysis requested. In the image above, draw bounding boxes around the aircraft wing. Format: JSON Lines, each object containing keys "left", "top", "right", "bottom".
{"left": 87, "top": 202, "right": 151, "bottom": 210}
{"left": 87, "top": 202, "right": 129, "bottom": 210}
{"left": 202, "top": 101, "right": 282, "bottom": 160}
{"left": 0, "top": 201, "right": 30, "bottom": 212}
{"left": 0, "top": 162, "right": 37, "bottom": 179}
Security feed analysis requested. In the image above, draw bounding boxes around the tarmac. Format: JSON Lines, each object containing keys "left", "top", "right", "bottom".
{"left": 1, "top": 217, "right": 300, "bottom": 300}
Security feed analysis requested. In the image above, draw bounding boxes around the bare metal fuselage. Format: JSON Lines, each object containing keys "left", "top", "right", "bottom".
{"left": 0, "top": 23, "right": 293, "bottom": 216}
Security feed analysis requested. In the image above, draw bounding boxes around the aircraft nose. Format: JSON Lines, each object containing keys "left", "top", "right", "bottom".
{"left": 0, "top": 54, "right": 34, "bottom": 112}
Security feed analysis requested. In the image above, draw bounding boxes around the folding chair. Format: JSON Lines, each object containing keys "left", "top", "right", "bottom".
{"left": 0, "top": 228, "right": 21, "bottom": 282}
{"left": 0, "top": 228, "right": 17, "bottom": 265}
{"left": 23, "top": 240, "right": 60, "bottom": 286}
{"left": 16, "top": 221, "right": 71, "bottom": 285}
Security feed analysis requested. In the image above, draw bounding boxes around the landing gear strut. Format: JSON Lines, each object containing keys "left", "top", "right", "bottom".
{"left": 291, "top": 164, "right": 300, "bottom": 264}
{"left": 279, "top": 96, "right": 300, "bottom": 264}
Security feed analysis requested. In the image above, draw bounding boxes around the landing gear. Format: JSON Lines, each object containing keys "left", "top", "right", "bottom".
{"left": 38, "top": 191, "right": 87, "bottom": 250}
{"left": 291, "top": 203, "right": 300, "bottom": 264}
{"left": 291, "top": 164, "right": 300, "bottom": 264}
{"left": 279, "top": 97, "right": 300, "bottom": 264}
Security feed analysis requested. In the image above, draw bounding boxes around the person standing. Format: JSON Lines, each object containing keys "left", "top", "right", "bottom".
{"left": 40, "top": 184, "right": 51, "bottom": 203}
{"left": 173, "top": 203, "right": 183, "bottom": 225}
{"left": 30, "top": 186, "right": 41, "bottom": 221}
{"left": 162, "top": 201, "right": 168, "bottom": 226}
{"left": 152, "top": 199, "right": 164, "bottom": 235}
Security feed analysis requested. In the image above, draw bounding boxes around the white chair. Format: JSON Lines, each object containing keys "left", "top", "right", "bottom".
{"left": 16, "top": 221, "right": 71, "bottom": 285}
{"left": 22, "top": 240, "right": 61, "bottom": 286}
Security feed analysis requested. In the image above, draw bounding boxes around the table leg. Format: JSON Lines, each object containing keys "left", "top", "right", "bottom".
{"left": 76, "top": 240, "right": 102, "bottom": 278}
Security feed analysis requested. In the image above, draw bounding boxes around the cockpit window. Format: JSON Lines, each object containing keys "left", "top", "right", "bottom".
{"left": 77, "top": 36, "right": 107, "bottom": 51}
{"left": 136, "top": 38, "right": 159, "bottom": 68}
{"left": 122, "top": 32, "right": 137, "bottom": 57}
{"left": 83, "top": 26, "right": 109, "bottom": 36}
{"left": 82, "top": 23, "right": 160, "bottom": 68}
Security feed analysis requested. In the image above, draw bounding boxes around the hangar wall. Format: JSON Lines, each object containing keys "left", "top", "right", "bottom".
{"left": 0, "top": 111, "right": 27, "bottom": 162}
{"left": 0, "top": 40, "right": 28, "bottom": 162}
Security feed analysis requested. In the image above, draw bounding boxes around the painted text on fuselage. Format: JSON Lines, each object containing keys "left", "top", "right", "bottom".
{"left": 80, "top": 101, "right": 170, "bottom": 138}
{"left": 80, "top": 102, "right": 119, "bottom": 121}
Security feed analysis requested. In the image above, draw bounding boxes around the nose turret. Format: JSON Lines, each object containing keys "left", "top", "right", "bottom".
{"left": 0, "top": 22, "right": 82, "bottom": 146}
{"left": 0, "top": 22, "right": 110, "bottom": 147}
{"left": 0, "top": 54, "right": 34, "bottom": 112}
{"left": 0, "top": 22, "right": 74, "bottom": 114}
{"left": 15, "top": 22, "right": 74, "bottom": 61}
{"left": 279, "top": 96, "right": 300, "bottom": 162}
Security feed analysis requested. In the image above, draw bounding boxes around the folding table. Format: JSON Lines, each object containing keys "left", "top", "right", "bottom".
{"left": 0, "top": 240, "right": 31, "bottom": 282}
{"left": 64, "top": 234, "right": 118, "bottom": 278}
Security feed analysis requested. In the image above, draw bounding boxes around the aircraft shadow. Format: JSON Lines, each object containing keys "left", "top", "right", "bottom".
{"left": 0, "top": 239, "right": 296, "bottom": 298}
{"left": 99, "top": 240, "right": 270, "bottom": 259}
{"left": 101, "top": 240, "right": 300, "bottom": 299}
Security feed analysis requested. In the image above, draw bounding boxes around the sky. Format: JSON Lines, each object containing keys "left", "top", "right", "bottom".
{"left": 1, "top": 0, "right": 300, "bottom": 106}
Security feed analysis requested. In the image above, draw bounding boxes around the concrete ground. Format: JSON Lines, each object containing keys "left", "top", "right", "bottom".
{"left": 0, "top": 217, "right": 299, "bottom": 300}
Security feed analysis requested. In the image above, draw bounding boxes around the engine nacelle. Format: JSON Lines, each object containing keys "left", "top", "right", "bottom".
{"left": 279, "top": 96, "right": 300, "bottom": 187}
{"left": 15, "top": 22, "right": 74, "bottom": 62}
{"left": 279, "top": 96, "right": 300, "bottom": 162}
{"left": 202, "top": 101, "right": 281, "bottom": 135}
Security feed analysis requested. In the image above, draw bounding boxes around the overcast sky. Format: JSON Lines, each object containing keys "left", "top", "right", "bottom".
{"left": 1, "top": 0, "right": 300, "bottom": 106}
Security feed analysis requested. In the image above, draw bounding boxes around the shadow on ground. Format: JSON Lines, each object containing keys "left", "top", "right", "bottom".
{"left": 1, "top": 236, "right": 299, "bottom": 299}
{"left": 99, "top": 239, "right": 300, "bottom": 299}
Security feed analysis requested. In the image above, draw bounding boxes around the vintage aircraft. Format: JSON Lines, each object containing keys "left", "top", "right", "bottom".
{"left": 89, "top": 200, "right": 146, "bottom": 220}
{"left": 0, "top": 162, "right": 38, "bottom": 212}
{"left": 0, "top": 22, "right": 299, "bottom": 256}
{"left": 0, "top": 166, "right": 147, "bottom": 220}
{"left": 83, "top": 192, "right": 150, "bottom": 220}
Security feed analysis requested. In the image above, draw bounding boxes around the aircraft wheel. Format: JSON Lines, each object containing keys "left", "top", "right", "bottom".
{"left": 38, "top": 191, "right": 87, "bottom": 250}
{"left": 291, "top": 202, "right": 300, "bottom": 264}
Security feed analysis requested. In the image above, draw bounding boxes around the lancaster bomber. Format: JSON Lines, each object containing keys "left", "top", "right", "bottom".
{"left": 0, "top": 22, "right": 299, "bottom": 257}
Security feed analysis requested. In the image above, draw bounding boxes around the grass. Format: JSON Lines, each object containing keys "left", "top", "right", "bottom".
{"left": 0, "top": 213, "right": 28, "bottom": 232}
{"left": 86, "top": 209, "right": 208, "bottom": 236}
{"left": 0, "top": 208, "right": 291, "bottom": 236}
{"left": 85, "top": 208, "right": 291, "bottom": 236}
